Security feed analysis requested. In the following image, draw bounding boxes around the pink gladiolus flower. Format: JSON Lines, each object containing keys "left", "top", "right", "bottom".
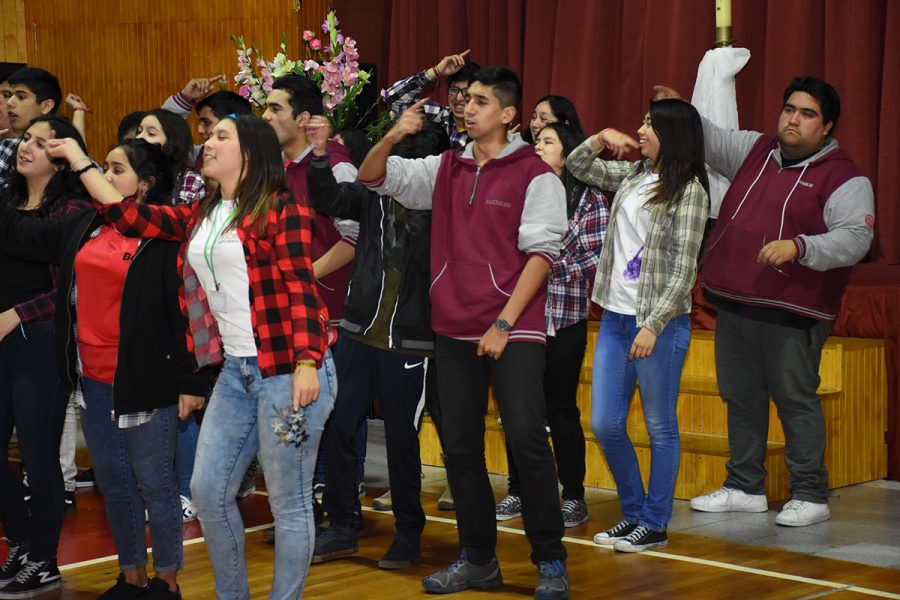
{"left": 302, "top": 30, "right": 315, "bottom": 41}
{"left": 239, "top": 85, "right": 251, "bottom": 99}
{"left": 310, "top": 39, "right": 322, "bottom": 51}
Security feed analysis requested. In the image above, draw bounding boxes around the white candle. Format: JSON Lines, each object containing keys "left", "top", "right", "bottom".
{"left": 716, "top": 0, "right": 732, "bottom": 29}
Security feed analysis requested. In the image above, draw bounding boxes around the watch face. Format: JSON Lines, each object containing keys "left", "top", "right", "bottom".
{"left": 495, "top": 319, "right": 511, "bottom": 332}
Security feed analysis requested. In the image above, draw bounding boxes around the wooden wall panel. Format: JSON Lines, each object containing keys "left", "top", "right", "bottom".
{"left": 22, "top": 0, "right": 329, "bottom": 155}
{"left": 0, "top": 0, "right": 26, "bottom": 63}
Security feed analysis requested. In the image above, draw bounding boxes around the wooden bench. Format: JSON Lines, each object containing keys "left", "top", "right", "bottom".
{"left": 420, "top": 326, "right": 888, "bottom": 501}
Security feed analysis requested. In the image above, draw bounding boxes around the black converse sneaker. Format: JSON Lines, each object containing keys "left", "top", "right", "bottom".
{"left": 0, "top": 541, "right": 28, "bottom": 588}
{"left": 612, "top": 525, "right": 668, "bottom": 553}
{"left": 0, "top": 558, "right": 61, "bottom": 598}
{"left": 592, "top": 520, "right": 638, "bottom": 546}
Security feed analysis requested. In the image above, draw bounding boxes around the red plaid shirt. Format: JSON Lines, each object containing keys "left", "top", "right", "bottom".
{"left": 98, "top": 191, "right": 331, "bottom": 377}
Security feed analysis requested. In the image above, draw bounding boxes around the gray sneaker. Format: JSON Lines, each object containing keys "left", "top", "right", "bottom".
{"left": 421, "top": 552, "right": 502, "bottom": 594}
{"left": 561, "top": 499, "right": 588, "bottom": 528}
{"left": 495, "top": 494, "right": 522, "bottom": 521}
{"left": 535, "top": 560, "right": 569, "bottom": 600}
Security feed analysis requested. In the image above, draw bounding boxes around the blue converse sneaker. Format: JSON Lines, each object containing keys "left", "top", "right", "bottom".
{"left": 535, "top": 559, "right": 569, "bottom": 599}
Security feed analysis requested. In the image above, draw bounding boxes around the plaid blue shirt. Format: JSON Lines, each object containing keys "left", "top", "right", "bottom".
{"left": 382, "top": 70, "right": 469, "bottom": 147}
{"left": 546, "top": 185, "right": 608, "bottom": 334}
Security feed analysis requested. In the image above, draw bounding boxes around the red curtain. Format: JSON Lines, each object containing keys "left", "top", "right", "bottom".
{"left": 388, "top": 0, "right": 900, "bottom": 477}
{"left": 388, "top": 0, "right": 899, "bottom": 261}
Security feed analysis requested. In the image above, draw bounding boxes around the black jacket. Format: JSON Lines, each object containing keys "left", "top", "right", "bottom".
{"left": 0, "top": 205, "right": 214, "bottom": 415}
{"left": 307, "top": 155, "right": 434, "bottom": 354}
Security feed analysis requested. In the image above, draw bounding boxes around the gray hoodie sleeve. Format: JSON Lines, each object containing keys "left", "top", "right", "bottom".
{"left": 331, "top": 162, "right": 360, "bottom": 242}
{"left": 796, "top": 176, "right": 874, "bottom": 271}
{"left": 701, "top": 116, "right": 764, "bottom": 181}
{"left": 519, "top": 172, "right": 567, "bottom": 260}
{"left": 368, "top": 154, "right": 442, "bottom": 210}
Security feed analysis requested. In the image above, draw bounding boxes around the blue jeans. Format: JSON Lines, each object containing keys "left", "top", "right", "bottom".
{"left": 176, "top": 416, "right": 200, "bottom": 499}
{"left": 80, "top": 377, "right": 182, "bottom": 572}
{"left": 191, "top": 353, "right": 336, "bottom": 600}
{"left": 591, "top": 311, "right": 690, "bottom": 531}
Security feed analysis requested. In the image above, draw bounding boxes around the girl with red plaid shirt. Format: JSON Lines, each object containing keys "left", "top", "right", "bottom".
{"left": 49, "top": 115, "right": 336, "bottom": 599}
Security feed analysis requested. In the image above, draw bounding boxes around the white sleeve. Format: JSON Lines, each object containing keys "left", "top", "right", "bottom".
{"left": 519, "top": 172, "right": 567, "bottom": 260}
{"left": 367, "top": 154, "right": 442, "bottom": 210}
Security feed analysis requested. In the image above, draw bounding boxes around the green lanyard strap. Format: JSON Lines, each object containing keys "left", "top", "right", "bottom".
{"left": 203, "top": 202, "right": 236, "bottom": 291}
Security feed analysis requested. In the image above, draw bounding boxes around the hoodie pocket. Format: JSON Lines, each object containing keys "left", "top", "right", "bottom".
{"left": 429, "top": 261, "right": 513, "bottom": 332}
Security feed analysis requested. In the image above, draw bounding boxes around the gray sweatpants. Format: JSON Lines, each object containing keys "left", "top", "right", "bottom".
{"left": 715, "top": 309, "right": 831, "bottom": 503}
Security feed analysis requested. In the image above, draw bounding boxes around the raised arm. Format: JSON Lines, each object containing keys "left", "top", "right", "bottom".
{"left": 567, "top": 133, "right": 640, "bottom": 192}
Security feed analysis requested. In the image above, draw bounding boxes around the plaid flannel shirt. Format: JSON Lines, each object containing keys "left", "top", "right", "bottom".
{"left": 13, "top": 197, "right": 90, "bottom": 323}
{"left": 382, "top": 69, "right": 469, "bottom": 147}
{"left": 567, "top": 140, "right": 709, "bottom": 335}
{"left": 98, "top": 191, "right": 330, "bottom": 377}
{"left": 177, "top": 168, "right": 206, "bottom": 206}
{"left": 0, "top": 137, "right": 21, "bottom": 189}
{"left": 546, "top": 186, "right": 609, "bottom": 333}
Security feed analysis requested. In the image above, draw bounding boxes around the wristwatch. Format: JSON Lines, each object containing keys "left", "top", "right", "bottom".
{"left": 494, "top": 319, "right": 512, "bottom": 333}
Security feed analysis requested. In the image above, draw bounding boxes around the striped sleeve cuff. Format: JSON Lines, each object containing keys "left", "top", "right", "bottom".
{"left": 171, "top": 92, "right": 196, "bottom": 112}
{"left": 793, "top": 236, "right": 806, "bottom": 259}
{"left": 529, "top": 251, "right": 555, "bottom": 267}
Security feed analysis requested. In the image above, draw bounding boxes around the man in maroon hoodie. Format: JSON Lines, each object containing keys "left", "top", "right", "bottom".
{"left": 656, "top": 78, "right": 874, "bottom": 528}
{"left": 360, "top": 66, "right": 570, "bottom": 599}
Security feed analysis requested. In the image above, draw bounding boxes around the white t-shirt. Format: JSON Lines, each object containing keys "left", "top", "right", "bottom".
{"left": 603, "top": 173, "right": 659, "bottom": 315}
{"left": 186, "top": 200, "right": 257, "bottom": 357}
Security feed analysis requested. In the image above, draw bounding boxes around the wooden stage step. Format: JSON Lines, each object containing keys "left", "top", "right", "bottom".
{"left": 420, "top": 326, "right": 887, "bottom": 502}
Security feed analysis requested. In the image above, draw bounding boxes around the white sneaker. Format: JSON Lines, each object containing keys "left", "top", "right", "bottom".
{"left": 181, "top": 495, "right": 198, "bottom": 522}
{"left": 690, "top": 487, "right": 768, "bottom": 513}
{"left": 775, "top": 499, "right": 830, "bottom": 527}
{"left": 372, "top": 490, "right": 392, "bottom": 511}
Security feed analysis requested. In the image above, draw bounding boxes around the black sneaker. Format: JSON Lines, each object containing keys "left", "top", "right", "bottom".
{"left": 0, "top": 558, "right": 61, "bottom": 599}
{"left": 20, "top": 479, "right": 29, "bottom": 504}
{"left": 64, "top": 491, "right": 76, "bottom": 512}
{"left": 535, "top": 559, "right": 569, "bottom": 600}
{"left": 97, "top": 573, "right": 150, "bottom": 599}
{"left": 561, "top": 499, "right": 588, "bottom": 528}
{"left": 75, "top": 468, "right": 96, "bottom": 489}
{"left": 146, "top": 577, "right": 181, "bottom": 600}
{"left": 592, "top": 519, "right": 638, "bottom": 546}
{"left": 612, "top": 525, "right": 668, "bottom": 553}
{"left": 311, "top": 524, "right": 358, "bottom": 563}
{"left": 0, "top": 541, "right": 28, "bottom": 588}
{"left": 421, "top": 551, "right": 502, "bottom": 593}
{"left": 378, "top": 533, "right": 421, "bottom": 570}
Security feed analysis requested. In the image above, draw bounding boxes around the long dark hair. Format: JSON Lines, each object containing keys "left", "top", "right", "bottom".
{"left": 143, "top": 108, "right": 195, "bottom": 189}
{"left": 537, "top": 122, "right": 587, "bottom": 217}
{"left": 1, "top": 115, "right": 88, "bottom": 214}
{"left": 115, "top": 139, "right": 176, "bottom": 206}
{"left": 646, "top": 99, "right": 710, "bottom": 207}
{"left": 199, "top": 115, "right": 287, "bottom": 233}
{"left": 523, "top": 95, "right": 585, "bottom": 143}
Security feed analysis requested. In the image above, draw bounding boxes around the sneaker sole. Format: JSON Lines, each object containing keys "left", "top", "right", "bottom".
{"left": 775, "top": 513, "right": 830, "bottom": 527}
{"left": 371, "top": 503, "right": 392, "bottom": 512}
{"left": 495, "top": 513, "right": 521, "bottom": 521}
{"left": 421, "top": 573, "right": 503, "bottom": 594}
{"left": 690, "top": 502, "right": 768, "bottom": 513}
{"left": 236, "top": 487, "right": 257, "bottom": 499}
{"left": 311, "top": 548, "right": 358, "bottom": 564}
{"left": 437, "top": 501, "right": 455, "bottom": 511}
{"left": 0, "top": 579, "right": 62, "bottom": 598}
{"left": 614, "top": 539, "right": 668, "bottom": 553}
{"left": 563, "top": 516, "right": 588, "bottom": 528}
{"left": 592, "top": 535, "right": 622, "bottom": 546}
{"left": 74, "top": 482, "right": 94, "bottom": 489}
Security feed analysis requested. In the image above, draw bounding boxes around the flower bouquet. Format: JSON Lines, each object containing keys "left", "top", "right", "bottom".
{"left": 232, "top": 10, "right": 373, "bottom": 130}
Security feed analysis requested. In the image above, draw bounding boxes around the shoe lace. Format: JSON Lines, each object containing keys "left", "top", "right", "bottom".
{"left": 0, "top": 542, "right": 23, "bottom": 573}
{"left": 539, "top": 560, "right": 564, "bottom": 578}
{"left": 441, "top": 555, "right": 469, "bottom": 574}
{"left": 498, "top": 495, "right": 520, "bottom": 510}
{"left": 622, "top": 525, "right": 650, "bottom": 543}
{"left": 709, "top": 487, "right": 734, "bottom": 498}
{"left": 782, "top": 499, "right": 807, "bottom": 511}
{"left": 606, "top": 520, "right": 634, "bottom": 536}
{"left": 14, "top": 560, "right": 41, "bottom": 583}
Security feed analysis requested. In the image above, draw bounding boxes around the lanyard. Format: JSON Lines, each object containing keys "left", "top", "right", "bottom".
{"left": 203, "top": 201, "right": 236, "bottom": 291}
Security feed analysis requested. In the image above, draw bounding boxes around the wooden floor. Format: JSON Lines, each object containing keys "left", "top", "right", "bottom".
{"left": 37, "top": 489, "right": 900, "bottom": 599}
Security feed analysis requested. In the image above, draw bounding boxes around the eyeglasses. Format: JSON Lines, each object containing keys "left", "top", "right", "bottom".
{"left": 448, "top": 86, "right": 468, "bottom": 98}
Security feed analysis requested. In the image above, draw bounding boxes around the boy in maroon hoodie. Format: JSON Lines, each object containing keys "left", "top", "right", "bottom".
{"left": 360, "top": 66, "right": 570, "bottom": 599}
